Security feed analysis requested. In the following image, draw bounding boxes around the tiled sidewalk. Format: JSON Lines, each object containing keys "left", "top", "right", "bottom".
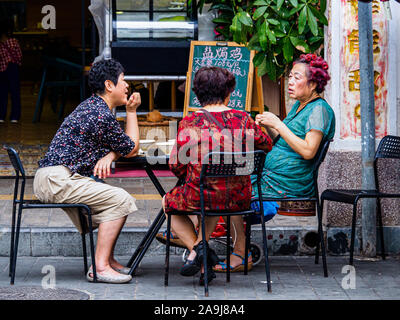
{"left": 0, "top": 255, "right": 399, "bottom": 300}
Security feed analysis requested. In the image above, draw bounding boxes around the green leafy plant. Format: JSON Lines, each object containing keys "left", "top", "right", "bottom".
{"left": 198, "top": 0, "right": 328, "bottom": 81}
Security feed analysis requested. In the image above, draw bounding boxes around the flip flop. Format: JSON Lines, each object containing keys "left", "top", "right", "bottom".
{"left": 213, "top": 252, "right": 253, "bottom": 273}
{"left": 156, "top": 231, "right": 187, "bottom": 249}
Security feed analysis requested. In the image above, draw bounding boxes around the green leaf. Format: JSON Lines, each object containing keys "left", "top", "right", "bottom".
{"left": 288, "top": 4, "right": 305, "bottom": 16}
{"left": 298, "top": 6, "right": 307, "bottom": 34}
{"left": 308, "top": 36, "right": 323, "bottom": 44}
{"left": 320, "top": 0, "right": 327, "bottom": 13}
{"left": 307, "top": 7, "right": 318, "bottom": 36}
{"left": 288, "top": 0, "right": 299, "bottom": 7}
{"left": 257, "top": 55, "right": 268, "bottom": 77}
{"left": 238, "top": 11, "right": 253, "bottom": 27}
{"left": 267, "top": 18, "right": 280, "bottom": 25}
{"left": 253, "top": 6, "right": 268, "bottom": 20}
{"left": 273, "top": 29, "right": 286, "bottom": 37}
{"left": 266, "top": 25, "right": 277, "bottom": 44}
{"left": 289, "top": 36, "right": 310, "bottom": 53}
{"left": 253, "top": 0, "right": 268, "bottom": 6}
{"left": 259, "top": 21, "right": 268, "bottom": 50}
{"left": 212, "top": 17, "right": 232, "bottom": 25}
{"left": 230, "top": 15, "right": 242, "bottom": 43}
{"left": 266, "top": 53, "right": 277, "bottom": 81}
{"left": 277, "top": 0, "right": 285, "bottom": 10}
{"left": 309, "top": 5, "right": 328, "bottom": 26}
{"left": 210, "top": 4, "right": 234, "bottom": 12}
{"left": 248, "top": 34, "right": 262, "bottom": 51}
{"left": 283, "top": 37, "right": 294, "bottom": 63}
{"left": 253, "top": 52, "right": 266, "bottom": 67}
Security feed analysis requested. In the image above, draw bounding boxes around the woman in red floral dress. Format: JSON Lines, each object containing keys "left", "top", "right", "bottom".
{"left": 162, "top": 66, "right": 272, "bottom": 284}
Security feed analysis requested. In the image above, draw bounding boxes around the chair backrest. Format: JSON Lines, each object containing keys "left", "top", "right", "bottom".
{"left": 375, "top": 135, "right": 400, "bottom": 160}
{"left": 199, "top": 150, "right": 267, "bottom": 183}
{"left": 4, "top": 146, "right": 25, "bottom": 177}
{"left": 311, "top": 139, "right": 331, "bottom": 200}
{"left": 313, "top": 139, "right": 332, "bottom": 173}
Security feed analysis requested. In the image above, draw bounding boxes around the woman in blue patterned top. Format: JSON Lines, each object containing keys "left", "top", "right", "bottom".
{"left": 34, "top": 59, "right": 141, "bottom": 284}
{"left": 253, "top": 54, "right": 335, "bottom": 199}
{"left": 214, "top": 54, "right": 335, "bottom": 273}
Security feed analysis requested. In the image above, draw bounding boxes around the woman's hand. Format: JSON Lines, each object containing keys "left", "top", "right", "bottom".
{"left": 255, "top": 112, "right": 283, "bottom": 130}
{"left": 93, "top": 151, "right": 119, "bottom": 179}
{"left": 126, "top": 92, "right": 141, "bottom": 113}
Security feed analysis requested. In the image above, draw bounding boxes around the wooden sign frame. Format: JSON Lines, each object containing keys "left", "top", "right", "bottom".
{"left": 183, "top": 41, "right": 263, "bottom": 116}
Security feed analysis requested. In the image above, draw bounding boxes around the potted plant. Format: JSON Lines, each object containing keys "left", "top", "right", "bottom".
{"left": 198, "top": 0, "right": 328, "bottom": 81}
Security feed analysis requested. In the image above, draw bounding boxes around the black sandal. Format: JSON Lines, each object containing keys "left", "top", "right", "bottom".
{"left": 180, "top": 243, "right": 202, "bottom": 276}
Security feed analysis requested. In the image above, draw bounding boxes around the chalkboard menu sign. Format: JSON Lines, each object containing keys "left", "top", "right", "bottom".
{"left": 184, "top": 41, "right": 255, "bottom": 115}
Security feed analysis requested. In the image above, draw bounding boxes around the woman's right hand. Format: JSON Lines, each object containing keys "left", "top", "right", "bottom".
{"left": 126, "top": 92, "right": 141, "bottom": 113}
{"left": 256, "top": 112, "right": 283, "bottom": 130}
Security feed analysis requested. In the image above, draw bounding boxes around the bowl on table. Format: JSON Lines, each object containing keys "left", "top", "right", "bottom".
{"left": 139, "top": 139, "right": 156, "bottom": 152}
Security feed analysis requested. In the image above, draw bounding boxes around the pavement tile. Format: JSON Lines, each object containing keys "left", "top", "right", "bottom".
{"left": 1, "top": 255, "right": 400, "bottom": 300}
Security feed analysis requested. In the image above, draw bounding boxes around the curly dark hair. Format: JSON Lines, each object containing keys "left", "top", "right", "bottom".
{"left": 294, "top": 54, "right": 330, "bottom": 93}
{"left": 88, "top": 59, "right": 125, "bottom": 94}
{"left": 192, "top": 66, "right": 236, "bottom": 106}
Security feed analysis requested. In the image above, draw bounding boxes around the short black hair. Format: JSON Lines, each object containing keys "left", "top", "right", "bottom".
{"left": 192, "top": 66, "right": 236, "bottom": 106}
{"left": 88, "top": 59, "right": 125, "bottom": 94}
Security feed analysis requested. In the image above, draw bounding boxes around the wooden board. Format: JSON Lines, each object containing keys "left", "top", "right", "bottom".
{"left": 184, "top": 41, "right": 258, "bottom": 116}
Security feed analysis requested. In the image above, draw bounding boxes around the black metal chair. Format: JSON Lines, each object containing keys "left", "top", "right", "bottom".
{"left": 320, "top": 135, "right": 400, "bottom": 265}
{"left": 258, "top": 139, "right": 332, "bottom": 278}
{"left": 4, "top": 146, "right": 97, "bottom": 284}
{"left": 164, "top": 150, "right": 270, "bottom": 297}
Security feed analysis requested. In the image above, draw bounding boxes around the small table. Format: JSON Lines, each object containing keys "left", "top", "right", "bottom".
{"left": 119, "top": 154, "right": 178, "bottom": 275}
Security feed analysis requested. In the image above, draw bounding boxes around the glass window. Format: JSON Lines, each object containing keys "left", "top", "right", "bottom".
{"left": 113, "top": 0, "right": 195, "bottom": 40}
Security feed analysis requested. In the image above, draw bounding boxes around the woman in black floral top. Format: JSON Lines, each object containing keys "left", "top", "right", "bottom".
{"left": 34, "top": 59, "right": 140, "bottom": 284}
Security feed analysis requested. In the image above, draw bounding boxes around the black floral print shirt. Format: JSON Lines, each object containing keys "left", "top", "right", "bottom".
{"left": 39, "top": 95, "right": 135, "bottom": 177}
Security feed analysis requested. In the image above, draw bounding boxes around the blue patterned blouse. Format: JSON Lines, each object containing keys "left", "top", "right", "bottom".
{"left": 39, "top": 95, "right": 135, "bottom": 177}
{"left": 252, "top": 98, "right": 335, "bottom": 199}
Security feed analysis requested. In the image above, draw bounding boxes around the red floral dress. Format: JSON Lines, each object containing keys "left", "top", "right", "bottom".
{"left": 164, "top": 109, "right": 272, "bottom": 213}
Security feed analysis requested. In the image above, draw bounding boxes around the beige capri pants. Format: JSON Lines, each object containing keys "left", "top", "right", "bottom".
{"left": 33, "top": 166, "right": 138, "bottom": 234}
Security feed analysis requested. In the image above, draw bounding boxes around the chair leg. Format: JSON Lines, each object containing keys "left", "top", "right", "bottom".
{"left": 226, "top": 215, "right": 231, "bottom": 283}
{"left": 86, "top": 209, "right": 97, "bottom": 283}
{"left": 349, "top": 200, "right": 358, "bottom": 266}
{"left": 9, "top": 201, "right": 17, "bottom": 277}
{"left": 10, "top": 207, "right": 23, "bottom": 285}
{"left": 201, "top": 216, "right": 209, "bottom": 297}
{"left": 244, "top": 216, "right": 251, "bottom": 276}
{"left": 260, "top": 215, "right": 271, "bottom": 292}
{"left": 376, "top": 198, "right": 386, "bottom": 260}
{"left": 316, "top": 201, "right": 328, "bottom": 277}
{"left": 78, "top": 209, "right": 88, "bottom": 275}
{"left": 164, "top": 214, "right": 171, "bottom": 286}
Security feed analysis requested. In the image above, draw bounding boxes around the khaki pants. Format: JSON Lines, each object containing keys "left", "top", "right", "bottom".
{"left": 33, "top": 166, "right": 137, "bottom": 233}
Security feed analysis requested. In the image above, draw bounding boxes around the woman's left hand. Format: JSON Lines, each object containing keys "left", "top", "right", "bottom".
{"left": 256, "top": 112, "right": 282, "bottom": 130}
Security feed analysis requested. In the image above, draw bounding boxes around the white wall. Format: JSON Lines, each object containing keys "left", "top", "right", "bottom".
{"left": 325, "top": 1, "right": 399, "bottom": 151}
{"left": 393, "top": 0, "right": 400, "bottom": 135}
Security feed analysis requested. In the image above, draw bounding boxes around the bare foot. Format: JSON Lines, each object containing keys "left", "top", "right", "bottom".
{"left": 109, "top": 257, "right": 127, "bottom": 270}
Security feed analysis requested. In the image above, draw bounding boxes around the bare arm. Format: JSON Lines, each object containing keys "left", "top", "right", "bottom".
{"left": 124, "top": 92, "right": 141, "bottom": 158}
{"left": 256, "top": 112, "right": 323, "bottom": 160}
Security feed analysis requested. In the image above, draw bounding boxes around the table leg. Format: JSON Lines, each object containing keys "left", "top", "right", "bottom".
{"left": 127, "top": 208, "right": 166, "bottom": 275}
{"left": 126, "top": 165, "right": 180, "bottom": 275}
